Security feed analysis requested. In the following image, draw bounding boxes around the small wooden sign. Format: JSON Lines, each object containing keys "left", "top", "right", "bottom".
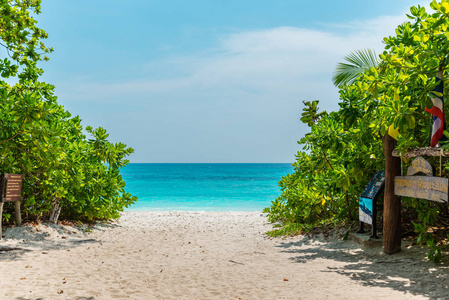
{"left": 1, "top": 173, "right": 24, "bottom": 202}
{"left": 0, "top": 173, "right": 24, "bottom": 237}
{"left": 406, "top": 156, "right": 433, "bottom": 176}
{"left": 394, "top": 176, "right": 448, "bottom": 203}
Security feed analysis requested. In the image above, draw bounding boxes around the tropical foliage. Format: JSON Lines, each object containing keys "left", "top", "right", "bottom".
{"left": 0, "top": 1, "right": 136, "bottom": 223}
{"left": 265, "top": 1, "right": 449, "bottom": 261}
{"left": 332, "top": 49, "right": 379, "bottom": 86}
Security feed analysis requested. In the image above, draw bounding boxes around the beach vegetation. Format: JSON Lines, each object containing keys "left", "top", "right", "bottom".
{"left": 0, "top": 0, "right": 136, "bottom": 223}
{"left": 265, "top": 1, "right": 449, "bottom": 261}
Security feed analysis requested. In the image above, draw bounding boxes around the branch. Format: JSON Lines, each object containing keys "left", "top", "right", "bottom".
{"left": 0, "top": 129, "right": 23, "bottom": 145}
{"left": 321, "top": 149, "right": 334, "bottom": 170}
{"left": 0, "top": 42, "right": 16, "bottom": 60}
{"left": 392, "top": 147, "right": 449, "bottom": 158}
{"left": 0, "top": 119, "right": 26, "bottom": 145}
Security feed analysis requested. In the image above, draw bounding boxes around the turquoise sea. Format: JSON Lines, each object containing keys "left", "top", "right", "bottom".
{"left": 121, "top": 163, "right": 293, "bottom": 211}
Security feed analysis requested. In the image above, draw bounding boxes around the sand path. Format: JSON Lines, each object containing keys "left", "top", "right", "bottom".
{"left": 0, "top": 212, "right": 447, "bottom": 299}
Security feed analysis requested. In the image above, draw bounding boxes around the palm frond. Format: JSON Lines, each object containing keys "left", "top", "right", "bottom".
{"left": 332, "top": 49, "right": 379, "bottom": 86}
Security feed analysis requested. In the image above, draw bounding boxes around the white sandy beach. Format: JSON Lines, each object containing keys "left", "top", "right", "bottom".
{"left": 0, "top": 211, "right": 447, "bottom": 299}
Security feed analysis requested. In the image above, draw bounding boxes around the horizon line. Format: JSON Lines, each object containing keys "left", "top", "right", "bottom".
{"left": 127, "top": 162, "right": 293, "bottom": 164}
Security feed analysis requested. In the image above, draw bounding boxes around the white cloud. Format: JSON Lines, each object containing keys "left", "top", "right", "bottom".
{"left": 62, "top": 12, "right": 412, "bottom": 100}
{"left": 57, "top": 11, "right": 422, "bottom": 162}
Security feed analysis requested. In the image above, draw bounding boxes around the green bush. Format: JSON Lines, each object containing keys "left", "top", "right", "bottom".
{"left": 265, "top": 2, "right": 449, "bottom": 261}
{"left": 0, "top": 1, "right": 136, "bottom": 222}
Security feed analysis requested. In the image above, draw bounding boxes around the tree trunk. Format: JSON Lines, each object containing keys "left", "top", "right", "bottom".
{"left": 49, "top": 197, "right": 61, "bottom": 224}
{"left": 0, "top": 202, "right": 3, "bottom": 240}
{"left": 382, "top": 133, "right": 402, "bottom": 254}
{"left": 14, "top": 201, "right": 21, "bottom": 226}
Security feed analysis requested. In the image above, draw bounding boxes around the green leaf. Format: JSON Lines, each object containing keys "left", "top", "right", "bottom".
{"left": 332, "top": 49, "right": 379, "bottom": 86}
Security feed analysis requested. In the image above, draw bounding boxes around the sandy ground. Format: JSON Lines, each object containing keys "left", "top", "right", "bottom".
{"left": 0, "top": 211, "right": 448, "bottom": 300}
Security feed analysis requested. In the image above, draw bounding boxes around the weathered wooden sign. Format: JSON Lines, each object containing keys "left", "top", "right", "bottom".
{"left": 395, "top": 176, "right": 448, "bottom": 203}
{"left": 0, "top": 173, "right": 24, "bottom": 239}
{"left": 394, "top": 156, "right": 448, "bottom": 203}
{"left": 406, "top": 156, "right": 433, "bottom": 176}
{"left": 2, "top": 173, "right": 24, "bottom": 202}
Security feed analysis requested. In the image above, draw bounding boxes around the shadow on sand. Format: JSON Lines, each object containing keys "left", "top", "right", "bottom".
{"left": 0, "top": 221, "right": 121, "bottom": 261}
{"left": 276, "top": 237, "right": 449, "bottom": 299}
{"left": 16, "top": 297, "right": 95, "bottom": 300}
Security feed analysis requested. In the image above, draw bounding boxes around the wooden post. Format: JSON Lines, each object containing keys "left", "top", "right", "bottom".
{"left": 382, "top": 133, "right": 402, "bottom": 254}
{"left": 357, "top": 220, "right": 365, "bottom": 233}
{"left": 0, "top": 173, "right": 5, "bottom": 240}
{"left": 0, "top": 202, "right": 3, "bottom": 240}
{"left": 14, "top": 201, "right": 21, "bottom": 226}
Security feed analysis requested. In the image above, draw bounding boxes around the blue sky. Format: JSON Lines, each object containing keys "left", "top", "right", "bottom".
{"left": 36, "top": 0, "right": 428, "bottom": 163}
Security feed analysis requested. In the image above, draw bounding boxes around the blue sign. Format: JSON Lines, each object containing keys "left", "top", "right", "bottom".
{"left": 360, "top": 170, "right": 385, "bottom": 199}
{"left": 359, "top": 196, "right": 373, "bottom": 225}
{"left": 359, "top": 170, "right": 385, "bottom": 226}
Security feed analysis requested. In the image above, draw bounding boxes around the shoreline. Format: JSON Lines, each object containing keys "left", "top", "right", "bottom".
{"left": 0, "top": 211, "right": 447, "bottom": 299}
{"left": 124, "top": 209, "right": 269, "bottom": 213}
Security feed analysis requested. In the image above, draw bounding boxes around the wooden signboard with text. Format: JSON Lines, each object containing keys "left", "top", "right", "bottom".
{"left": 2, "top": 173, "right": 24, "bottom": 202}
{"left": 406, "top": 156, "right": 433, "bottom": 176}
{"left": 395, "top": 176, "right": 448, "bottom": 203}
{"left": 394, "top": 156, "right": 448, "bottom": 203}
{"left": 0, "top": 173, "right": 24, "bottom": 239}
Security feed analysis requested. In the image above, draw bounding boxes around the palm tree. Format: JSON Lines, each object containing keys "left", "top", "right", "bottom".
{"left": 332, "top": 49, "right": 379, "bottom": 86}
{"left": 332, "top": 48, "right": 401, "bottom": 255}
